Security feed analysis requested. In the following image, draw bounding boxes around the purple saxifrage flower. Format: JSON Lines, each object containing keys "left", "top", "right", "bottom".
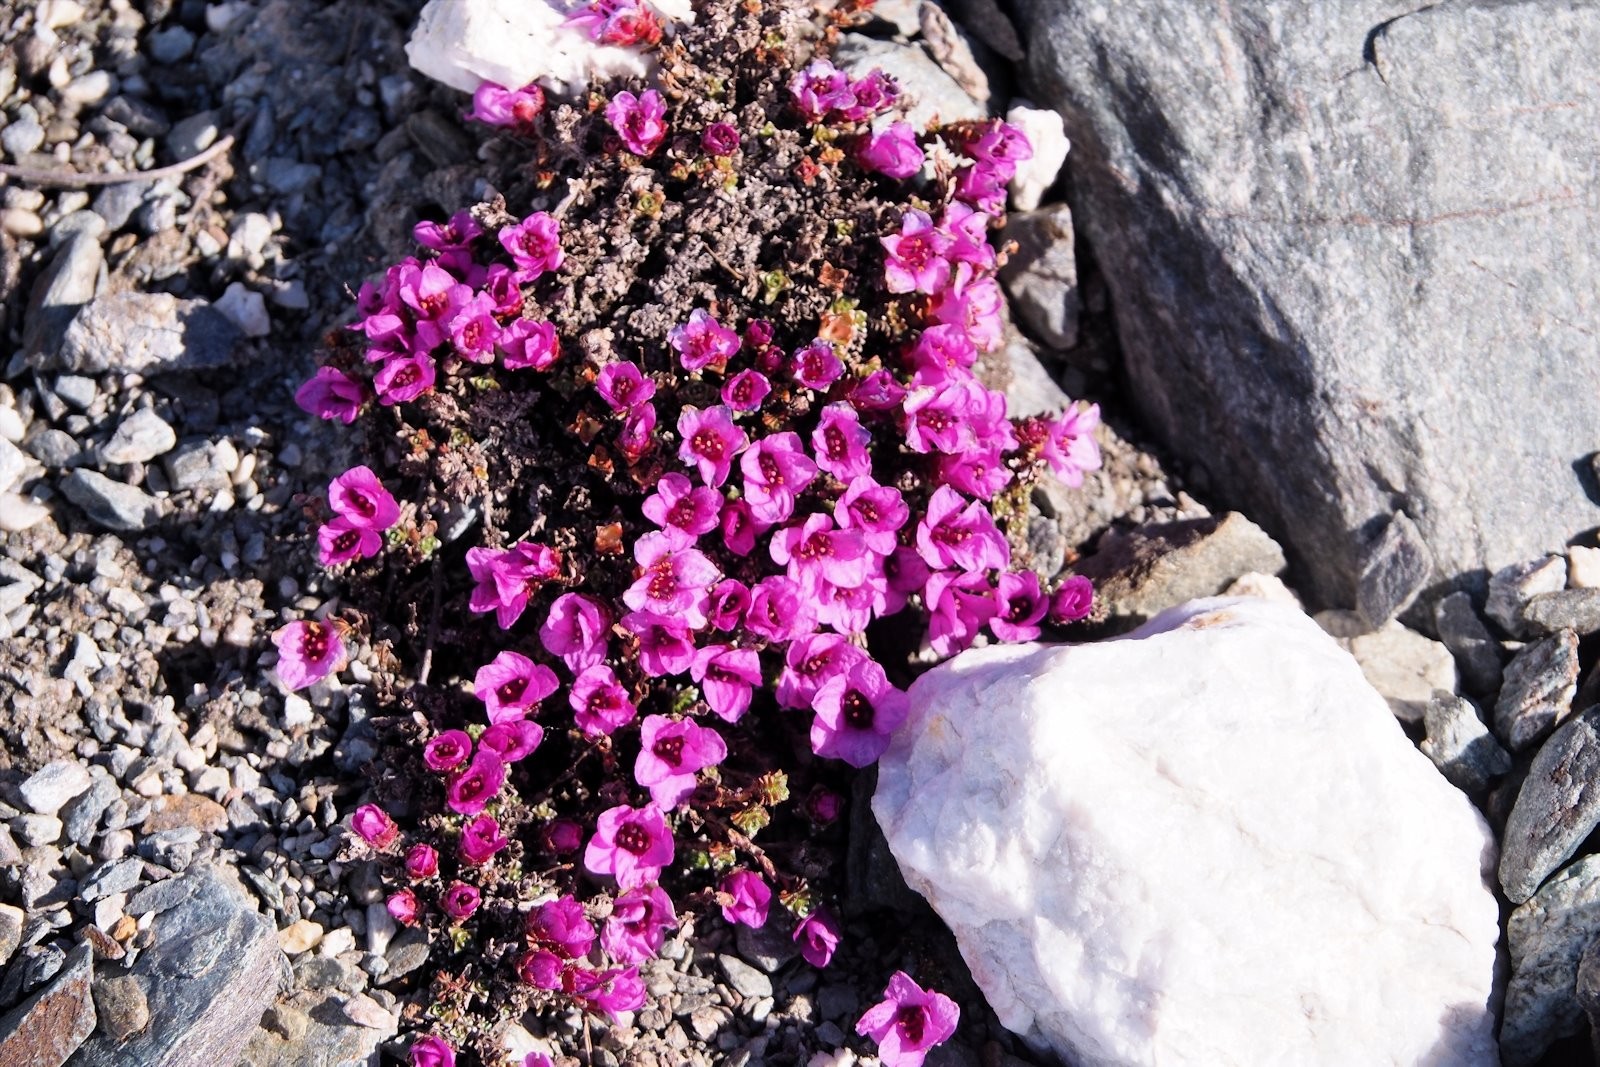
{"left": 540, "top": 593, "right": 610, "bottom": 673}
{"left": 272, "top": 619, "right": 345, "bottom": 691}
{"left": 373, "top": 351, "right": 436, "bottom": 405}
{"left": 570, "top": 664, "right": 638, "bottom": 735}
{"left": 466, "top": 542, "right": 561, "bottom": 629}
{"left": 740, "top": 431, "right": 817, "bottom": 524}
{"left": 482, "top": 719, "right": 545, "bottom": 763}
{"left": 811, "top": 404, "right": 873, "bottom": 481}
{"left": 527, "top": 895, "right": 597, "bottom": 959}
{"left": 793, "top": 907, "right": 841, "bottom": 967}
{"left": 446, "top": 749, "right": 507, "bottom": 816}
{"left": 677, "top": 405, "right": 748, "bottom": 487}
{"left": 410, "top": 1036, "right": 455, "bottom": 1067}
{"left": 881, "top": 208, "right": 951, "bottom": 294}
{"left": 328, "top": 465, "right": 400, "bottom": 530}
{"left": 669, "top": 308, "right": 740, "bottom": 372}
{"left": 622, "top": 609, "right": 697, "bottom": 678}
{"left": 701, "top": 121, "right": 740, "bottom": 156}
{"left": 991, "top": 570, "right": 1047, "bottom": 642}
{"left": 601, "top": 884, "right": 678, "bottom": 964}
{"left": 689, "top": 645, "right": 763, "bottom": 723}
{"left": 642, "top": 473, "right": 722, "bottom": 543}
{"left": 915, "top": 486, "right": 1009, "bottom": 573}
{"left": 468, "top": 81, "right": 545, "bottom": 128}
{"left": 706, "top": 578, "right": 750, "bottom": 632}
{"left": 836, "top": 476, "right": 909, "bottom": 556}
{"left": 500, "top": 319, "right": 560, "bottom": 370}
{"left": 624, "top": 533, "right": 719, "bottom": 627}
{"left": 770, "top": 512, "right": 870, "bottom": 593}
{"left": 1050, "top": 574, "right": 1095, "bottom": 623}
{"left": 519, "top": 948, "right": 565, "bottom": 990}
{"left": 441, "top": 881, "right": 481, "bottom": 921}
{"left": 792, "top": 339, "right": 843, "bottom": 390}
{"left": 295, "top": 366, "right": 364, "bottom": 423}
{"left": 776, "top": 633, "right": 866, "bottom": 711}
{"left": 810, "top": 657, "right": 909, "bottom": 767}
{"left": 584, "top": 803, "right": 675, "bottom": 888}
{"left": 459, "top": 813, "right": 508, "bottom": 865}
{"left": 352, "top": 804, "right": 397, "bottom": 849}
{"left": 634, "top": 714, "right": 727, "bottom": 809}
{"left": 718, "top": 870, "right": 771, "bottom": 928}
{"left": 925, "top": 568, "right": 999, "bottom": 657}
{"left": 499, "top": 211, "right": 563, "bottom": 281}
{"left": 473, "top": 650, "right": 559, "bottom": 722}
{"left": 317, "top": 518, "right": 381, "bottom": 567}
{"left": 743, "top": 575, "right": 817, "bottom": 644}
{"left": 606, "top": 89, "right": 668, "bottom": 156}
{"left": 388, "top": 889, "right": 420, "bottom": 926}
{"left": 859, "top": 121, "right": 924, "bottom": 180}
{"left": 722, "top": 368, "right": 771, "bottom": 411}
{"left": 424, "top": 729, "right": 472, "bottom": 772}
{"left": 595, "top": 360, "right": 656, "bottom": 412}
{"left": 405, "top": 843, "right": 438, "bottom": 879}
{"left": 856, "top": 971, "right": 961, "bottom": 1067}
{"left": 569, "top": 965, "right": 647, "bottom": 1020}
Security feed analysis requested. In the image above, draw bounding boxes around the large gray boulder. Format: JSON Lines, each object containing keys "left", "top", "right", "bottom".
{"left": 1014, "top": 0, "right": 1600, "bottom": 606}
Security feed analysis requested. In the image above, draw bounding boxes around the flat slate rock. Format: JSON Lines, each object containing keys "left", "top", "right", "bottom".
{"left": 1500, "top": 707, "right": 1600, "bottom": 904}
{"left": 0, "top": 941, "right": 95, "bottom": 1067}
{"left": 1495, "top": 630, "right": 1581, "bottom": 752}
{"left": 1420, "top": 690, "right": 1511, "bottom": 795}
{"left": 47, "top": 292, "right": 240, "bottom": 375}
{"left": 1355, "top": 510, "right": 1434, "bottom": 629}
{"left": 71, "top": 864, "right": 289, "bottom": 1067}
{"left": 1521, "top": 588, "right": 1600, "bottom": 637}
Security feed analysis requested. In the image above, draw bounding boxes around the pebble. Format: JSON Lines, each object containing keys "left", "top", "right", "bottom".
{"left": 101, "top": 409, "right": 178, "bottom": 465}
{"left": 52, "top": 374, "right": 98, "bottom": 411}
{"left": 228, "top": 212, "right": 275, "bottom": 259}
{"left": 1495, "top": 629, "right": 1581, "bottom": 752}
{"left": 365, "top": 901, "right": 395, "bottom": 957}
{"left": 27, "top": 428, "right": 83, "bottom": 469}
{"left": 0, "top": 904, "right": 22, "bottom": 966}
{"left": 149, "top": 25, "right": 197, "bottom": 63}
{"left": 0, "top": 437, "right": 24, "bottom": 496}
{"left": 718, "top": 954, "right": 773, "bottom": 1000}
{"left": 1500, "top": 706, "right": 1600, "bottom": 905}
{"left": 19, "top": 759, "right": 93, "bottom": 816}
{"left": 0, "top": 492, "right": 50, "bottom": 533}
{"left": 0, "top": 208, "right": 43, "bottom": 238}
{"left": 60, "top": 469, "right": 165, "bottom": 532}
{"left": 278, "top": 918, "right": 325, "bottom": 955}
{"left": 1521, "top": 588, "right": 1600, "bottom": 637}
{"left": 12, "top": 814, "right": 64, "bottom": 847}
{"left": 215, "top": 281, "right": 272, "bottom": 337}
{"left": 63, "top": 71, "right": 113, "bottom": 107}
{"left": 1433, "top": 591, "right": 1505, "bottom": 695}
{"left": 79, "top": 856, "right": 143, "bottom": 903}
{"left": 166, "top": 111, "right": 220, "bottom": 161}
{"left": 1, "top": 114, "right": 45, "bottom": 157}
{"left": 92, "top": 975, "right": 151, "bottom": 1041}
{"left": 1420, "top": 690, "right": 1511, "bottom": 795}
{"left": 1488, "top": 555, "right": 1568, "bottom": 638}
{"left": 1503, "top": 854, "right": 1600, "bottom": 1066}
{"left": 1335, "top": 618, "right": 1457, "bottom": 725}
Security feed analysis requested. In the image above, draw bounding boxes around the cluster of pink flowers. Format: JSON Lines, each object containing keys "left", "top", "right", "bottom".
{"left": 568, "top": 0, "right": 664, "bottom": 47}
{"left": 318, "top": 465, "right": 400, "bottom": 566}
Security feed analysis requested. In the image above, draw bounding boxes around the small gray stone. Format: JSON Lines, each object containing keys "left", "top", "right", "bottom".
{"left": 126, "top": 875, "right": 197, "bottom": 917}
{"left": 148, "top": 25, "right": 195, "bottom": 64}
{"left": 23, "top": 233, "right": 104, "bottom": 363}
{"left": 1332, "top": 621, "right": 1458, "bottom": 725}
{"left": 1500, "top": 707, "right": 1600, "bottom": 905}
{"left": 91, "top": 975, "right": 149, "bottom": 1042}
{"left": 79, "top": 857, "right": 143, "bottom": 903}
{"left": 1355, "top": 511, "right": 1434, "bottom": 629}
{"left": 998, "top": 205, "right": 1079, "bottom": 351}
{"left": 717, "top": 955, "right": 773, "bottom": 1000}
{"left": 61, "top": 774, "right": 119, "bottom": 848}
{"left": 1521, "top": 589, "right": 1600, "bottom": 637}
{"left": 0, "top": 437, "right": 25, "bottom": 497}
{"left": 52, "top": 374, "right": 97, "bottom": 412}
{"left": 1420, "top": 690, "right": 1511, "bottom": 795}
{"left": 100, "top": 97, "right": 170, "bottom": 138}
{"left": 1433, "top": 592, "right": 1505, "bottom": 695}
{"left": 26, "top": 428, "right": 83, "bottom": 470}
{"left": 0, "top": 905, "right": 20, "bottom": 966}
{"left": 166, "top": 111, "right": 219, "bottom": 162}
{"left": 163, "top": 441, "right": 231, "bottom": 493}
{"left": 60, "top": 470, "right": 164, "bottom": 532}
{"left": 52, "top": 292, "right": 240, "bottom": 376}
{"left": 1503, "top": 854, "right": 1600, "bottom": 1067}
{"left": 90, "top": 185, "right": 145, "bottom": 232}
{"left": 380, "top": 929, "right": 429, "bottom": 984}
{"left": 101, "top": 409, "right": 176, "bottom": 465}
{"left": 48, "top": 211, "right": 107, "bottom": 248}
{"left": 1495, "top": 630, "right": 1581, "bottom": 752}
{"left": 733, "top": 919, "right": 799, "bottom": 975}
{"left": 1, "top": 114, "right": 45, "bottom": 157}
{"left": 213, "top": 283, "right": 270, "bottom": 338}
{"left": 1489, "top": 556, "right": 1568, "bottom": 639}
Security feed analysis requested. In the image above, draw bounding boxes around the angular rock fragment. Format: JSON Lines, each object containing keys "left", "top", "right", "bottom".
{"left": 49, "top": 292, "right": 239, "bottom": 376}
{"left": 1494, "top": 630, "right": 1580, "bottom": 751}
{"left": 1421, "top": 690, "right": 1511, "bottom": 795}
{"left": 1434, "top": 591, "right": 1505, "bottom": 695}
{"left": 1500, "top": 707, "right": 1600, "bottom": 904}
{"left": 0, "top": 941, "right": 95, "bottom": 1067}
{"left": 1503, "top": 855, "right": 1600, "bottom": 1067}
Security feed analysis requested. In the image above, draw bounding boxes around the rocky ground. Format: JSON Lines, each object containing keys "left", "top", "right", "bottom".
{"left": 4, "top": 0, "right": 1589, "bottom": 1065}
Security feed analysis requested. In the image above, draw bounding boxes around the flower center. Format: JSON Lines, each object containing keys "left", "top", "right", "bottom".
{"left": 895, "top": 1005, "right": 926, "bottom": 1045}
{"left": 348, "top": 491, "right": 376, "bottom": 517}
{"left": 668, "top": 499, "right": 698, "bottom": 528}
{"left": 612, "top": 376, "right": 635, "bottom": 403}
{"left": 759, "top": 454, "right": 782, "bottom": 485}
{"left": 391, "top": 364, "right": 419, "bottom": 389}
{"left": 497, "top": 676, "right": 528, "bottom": 704}
{"left": 798, "top": 533, "right": 833, "bottom": 560}
{"left": 899, "top": 235, "right": 932, "bottom": 270}
{"left": 300, "top": 622, "right": 330, "bottom": 661}
{"left": 646, "top": 559, "right": 679, "bottom": 600}
{"left": 333, "top": 529, "right": 361, "bottom": 554}
{"left": 841, "top": 689, "right": 874, "bottom": 729}
{"left": 589, "top": 687, "right": 620, "bottom": 714}
{"left": 653, "top": 735, "right": 686, "bottom": 767}
{"left": 692, "top": 430, "right": 725, "bottom": 460}
{"left": 1007, "top": 596, "right": 1032, "bottom": 623}
{"left": 933, "top": 522, "right": 970, "bottom": 546}
{"left": 615, "top": 822, "right": 652, "bottom": 855}
{"left": 823, "top": 426, "right": 848, "bottom": 460}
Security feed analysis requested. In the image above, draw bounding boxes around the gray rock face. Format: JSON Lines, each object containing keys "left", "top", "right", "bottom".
{"left": 239, "top": 989, "right": 387, "bottom": 1067}
{"left": 101, "top": 409, "right": 177, "bottom": 465}
{"left": 1489, "top": 556, "right": 1569, "bottom": 638}
{"left": 0, "top": 941, "right": 95, "bottom": 1067}
{"left": 48, "top": 292, "right": 240, "bottom": 375}
{"left": 997, "top": 205, "right": 1079, "bottom": 350}
{"left": 72, "top": 864, "right": 289, "bottom": 1067}
{"left": 1500, "top": 708, "right": 1600, "bottom": 905}
{"left": 1015, "top": 0, "right": 1600, "bottom": 608}
{"left": 1495, "top": 630, "right": 1580, "bottom": 752}
{"left": 1504, "top": 855, "right": 1600, "bottom": 1067}
{"left": 22, "top": 233, "right": 103, "bottom": 365}
{"left": 18, "top": 760, "right": 91, "bottom": 817}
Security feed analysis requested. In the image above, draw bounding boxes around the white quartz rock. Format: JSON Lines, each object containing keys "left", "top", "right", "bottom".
{"left": 1005, "top": 102, "right": 1069, "bottom": 212}
{"left": 406, "top": 0, "right": 692, "bottom": 97}
{"left": 875, "top": 597, "right": 1501, "bottom": 1067}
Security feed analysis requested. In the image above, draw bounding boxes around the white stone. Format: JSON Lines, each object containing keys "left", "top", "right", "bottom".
{"left": 1338, "top": 619, "right": 1458, "bottom": 725}
{"left": 1005, "top": 102, "right": 1070, "bottom": 212}
{"left": 215, "top": 282, "right": 271, "bottom": 338}
{"left": 405, "top": 0, "right": 692, "bottom": 98}
{"left": 0, "top": 404, "right": 25, "bottom": 444}
{"left": 1221, "top": 570, "right": 1301, "bottom": 607}
{"left": 19, "top": 759, "right": 92, "bottom": 816}
{"left": 0, "top": 493, "right": 50, "bottom": 533}
{"left": 875, "top": 597, "right": 1500, "bottom": 1067}
{"left": 1568, "top": 546, "right": 1600, "bottom": 589}
{"left": 282, "top": 693, "right": 314, "bottom": 729}
{"left": 0, "top": 437, "right": 25, "bottom": 496}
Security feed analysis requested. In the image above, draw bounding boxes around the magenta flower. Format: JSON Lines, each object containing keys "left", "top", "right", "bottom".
{"left": 441, "top": 881, "right": 481, "bottom": 921}
{"left": 524, "top": 1054, "right": 554, "bottom": 1067}
{"left": 793, "top": 907, "right": 841, "bottom": 968}
{"left": 991, "top": 571, "right": 1047, "bottom": 642}
{"left": 777, "top": 633, "right": 867, "bottom": 710}
{"left": 642, "top": 473, "right": 723, "bottom": 543}
{"left": 859, "top": 122, "right": 924, "bottom": 180}
{"left": 814, "top": 570, "right": 888, "bottom": 636}
{"left": 967, "top": 120, "right": 1033, "bottom": 167}
{"left": 792, "top": 339, "right": 844, "bottom": 390}
{"left": 540, "top": 593, "right": 611, "bottom": 673}
{"left": 352, "top": 804, "right": 398, "bottom": 849}
{"left": 883, "top": 546, "right": 931, "bottom": 615}
{"left": 744, "top": 575, "right": 817, "bottom": 644}
{"left": 677, "top": 405, "right": 748, "bottom": 487}
{"left": 329, "top": 465, "right": 400, "bottom": 530}
{"left": 602, "top": 884, "right": 679, "bottom": 964}
{"left": 474, "top": 650, "right": 559, "bottom": 722}
{"left": 414, "top": 209, "right": 482, "bottom": 251}
{"left": 570, "top": 965, "right": 647, "bottom": 1019}
{"left": 881, "top": 208, "right": 952, "bottom": 294}
{"left": 916, "top": 486, "right": 1009, "bottom": 572}
{"left": 295, "top": 366, "right": 364, "bottom": 423}
{"left": 570, "top": 664, "right": 639, "bottom": 735}
{"left": 501, "top": 319, "right": 560, "bottom": 370}
{"left": 771, "top": 512, "right": 870, "bottom": 593}
{"left": 373, "top": 352, "right": 436, "bottom": 405}
{"left": 410, "top": 1036, "right": 454, "bottom": 1067}
{"left": 1042, "top": 402, "right": 1103, "bottom": 487}
{"left": 722, "top": 368, "right": 771, "bottom": 412}
{"left": 398, "top": 260, "right": 470, "bottom": 344}
{"left": 805, "top": 786, "right": 844, "bottom": 823}
{"left": 424, "top": 730, "right": 472, "bottom": 772}
{"left": 543, "top": 819, "right": 584, "bottom": 855}
{"left": 468, "top": 81, "right": 545, "bottom": 128}
{"left": 620, "top": 402, "right": 658, "bottom": 461}
{"left": 318, "top": 519, "right": 381, "bottom": 567}
{"left": 741, "top": 432, "right": 818, "bottom": 524}
{"left": 719, "top": 499, "right": 766, "bottom": 556}
{"left": 701, "top": 121, "right": 740, "bottom": 156}
{"left": 850, "top": 368, "right": 907, "bottom": 412}
{"left": 519, "top": 948, "right": 565, "bottom": 990}
{"left": 635, "top": 713, "right": 727, "bottom": 808}
{"left": 857, "top": 971, "right": 961, "bottom": 1067}
{"left": 843, "top": 69, "right": 899, "bottom": 119}
{"left": 624, "top": 533, "right": 719, "bottom": 627}
{"left": 482, "top": 719, "right": 545, "bottom": 762}
{"left": 622, "top": 609, "right": 696, "bottom": 678}
{"left": 925, "top": 568, "right": 999, "bottom": 657}
{"left": 448, "top": 292, "right": 502, "bottom": 362}
{"left": 937, "top": 201, "right": 996, "bottom": 269}
{"left": 706, "top": 578, "right": 750, "bottom": 632}
{"left": 689, "top": 645, "right": 762, "bottom": 723}
{"left": 908, "top": 324, "right": 978, "bottom": 381}
{"left": 595, "top": 361, "right": 656, "bottom": 412}
{"left": 605, "top": 89, "right": 668, "bottom": 156}
{"left": 459, "top": 813, "right": 508, "bottom": 865}
{"left": 836, "top": 477, "right": 909, "bottom": 555}
{"left": 811, "top": 657, "right": 909, "bottom": 767}
{"left": 404, "top": 843, "right": 439, "bottom": 880}
{"left": 388, "top": 889, "right": 420, "bottom": 927}
{"left": 789, "top": 58, "right": 853, "bottom": 122}
{"left": 499, "top": 211, "right": 563, "bottom": 281}
{"left": 446, "top": 749, "right": 507, "bottom": 816}
{"left": 527, "top": 895, "right": 597, "bottom": 959}
{"left": 932, "top": 264, "right": 1005, "bottom": 351}
{"left": 466, "top": 542, "right": 561, "bottom": 629}
{"left": 953, "top": 160, "right": 1010, "bottom": 213}
{"left": 585, "top": 803, "right": 675, "bottom": 888}
{"left": 904, "top": 376, "right": 983, "bottom": 455}
{"left": 939, "top": 446, "right": 1013, "bottom": 501}
{"left": 669, "top": 309, "right": 741, "bottom": 372}
{"left": 568, "top": 0, "right": 662, "bottom": 46}
{"left": 811, "top": 404, "right": 872, "bottom": 481}
{"left": 1050, "top": 574, "right": 1094, "bottom": 623}
{"left": 272, "top": 620, "right": 345, "bottom": 691}
{"left": 718, "top": 871, "right": 771, "bottom": 928}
